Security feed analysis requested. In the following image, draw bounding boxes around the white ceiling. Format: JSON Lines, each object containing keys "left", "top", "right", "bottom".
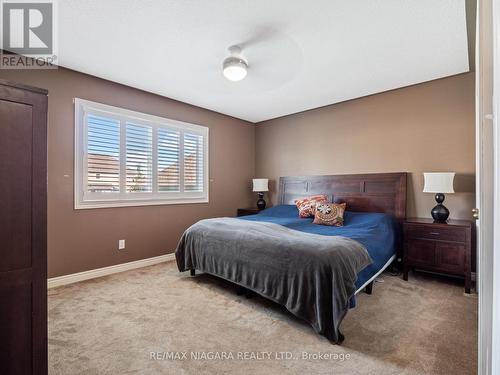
{"left": 58, "top": 0, "right": 469, "bottom": 123}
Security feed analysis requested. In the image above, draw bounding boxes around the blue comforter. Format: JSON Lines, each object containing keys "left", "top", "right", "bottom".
{"left": 240, "top": 205, "right": 396, "bottom": 290}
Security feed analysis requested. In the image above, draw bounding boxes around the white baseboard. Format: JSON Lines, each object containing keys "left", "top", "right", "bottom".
{"left": 48, "top": 253, "right": 175, "bottom": 289}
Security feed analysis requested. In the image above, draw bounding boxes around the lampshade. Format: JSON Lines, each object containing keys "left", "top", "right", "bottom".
{"left": 423, "top": 172, "right": 455, "bottom": 194}
{"left": 252, "top": 178, "right": 269, "bottom": 192}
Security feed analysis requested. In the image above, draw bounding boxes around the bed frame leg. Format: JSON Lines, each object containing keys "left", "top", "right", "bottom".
{"left": 190, "top": 269, "right": 195, "bottom": 277}
{"left": 365, "top": 281, "right": 373, "bottom": 295}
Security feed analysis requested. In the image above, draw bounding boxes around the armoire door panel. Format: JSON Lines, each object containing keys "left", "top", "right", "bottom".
{"left": 0, "top": 99, "right": 33, "bottom": 272}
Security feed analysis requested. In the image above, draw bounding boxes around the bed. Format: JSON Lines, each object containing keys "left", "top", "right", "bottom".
{"left": 175, "top": 173, "right": 407, "bottom": 343}
{"left": 240, "top": 205, "right": 398, "bottom": 294}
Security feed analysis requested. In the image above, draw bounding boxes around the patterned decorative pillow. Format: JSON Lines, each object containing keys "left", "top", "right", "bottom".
{"left": 313, "top": 202, "right": 347, "bottom": 226}
{"left": 295, "top": 194, "right": 329, "bottom": 218}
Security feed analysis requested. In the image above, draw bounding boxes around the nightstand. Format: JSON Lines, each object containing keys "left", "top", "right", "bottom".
{"left": 237, "top": 208, "right": 262, "bottom": 217}
{"left": 403, "top": 218, "right": 474, "bottom": 293}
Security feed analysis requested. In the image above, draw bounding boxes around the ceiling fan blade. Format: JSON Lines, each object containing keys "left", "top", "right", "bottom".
{"left": 238, "top": 27, "right": 280, "bottom": 50}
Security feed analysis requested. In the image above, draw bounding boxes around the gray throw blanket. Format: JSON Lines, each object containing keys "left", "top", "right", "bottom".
{"left": 175, "top": 217, "right": 372, "bottom": 343}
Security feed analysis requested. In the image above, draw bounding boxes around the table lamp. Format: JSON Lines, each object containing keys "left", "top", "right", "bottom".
{"left": 252, "top": 178, "right": 269, "bottom": 209}
{"left": 423, "top": 172, "right": 455, "bottom": 222}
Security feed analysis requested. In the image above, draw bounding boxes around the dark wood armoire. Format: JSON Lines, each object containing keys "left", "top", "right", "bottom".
{"left": 0, "top": 79, "right": 48, "bottom": 374}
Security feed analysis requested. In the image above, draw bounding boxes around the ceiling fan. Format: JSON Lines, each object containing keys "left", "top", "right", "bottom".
{"left": 217, "top": 27, "right": 302, "bottom": 89}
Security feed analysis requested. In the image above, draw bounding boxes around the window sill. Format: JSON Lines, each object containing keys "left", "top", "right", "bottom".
{"left": 74, "top": 197, "right": 209, "bottom": 210}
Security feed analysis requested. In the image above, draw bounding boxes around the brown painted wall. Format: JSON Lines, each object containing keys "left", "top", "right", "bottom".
{"left": 255, "top": 73, "right": 475, "bottom": 220}
{"left": 0, "top": 68, "right": 255, "bottom": 278}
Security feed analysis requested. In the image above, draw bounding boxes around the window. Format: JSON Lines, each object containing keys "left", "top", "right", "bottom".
{"left": 74, "top": 99, "right": 209, "bottom": 209}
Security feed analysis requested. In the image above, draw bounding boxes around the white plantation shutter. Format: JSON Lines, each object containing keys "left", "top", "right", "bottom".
{"left": 86, "top": 114, "right": 121, "bottom": 193}
{"left": 126, "top": 123, "right": 153, "bottom": 192}
{"left": 157, "top": 129, "right": 180, "bottom": 192}
{"left": 75, "top": 99, "right": 208, "bottom": 208}
{"left": 183, "top": 132, "right": 204, "bottom": 192}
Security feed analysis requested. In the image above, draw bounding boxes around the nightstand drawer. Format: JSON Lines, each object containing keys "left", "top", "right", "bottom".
{"left": 436, "top": 242, "right": 465, "bottom": 274}
{"left": 406, "top": 239, "right": 436, "bottom": 267}
{"left": 406, "top": 225, "right": 466, "bottom": 243}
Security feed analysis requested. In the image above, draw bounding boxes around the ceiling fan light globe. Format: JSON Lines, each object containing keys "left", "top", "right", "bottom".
{"left": 223, "top": 57, "right": 248, "bottom": 82}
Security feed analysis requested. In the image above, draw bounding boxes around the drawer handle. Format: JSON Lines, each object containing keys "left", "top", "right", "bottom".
{"left": 429, "top": 232, "right": 440, "bottom": 235}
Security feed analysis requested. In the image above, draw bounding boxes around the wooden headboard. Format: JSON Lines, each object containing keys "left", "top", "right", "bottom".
{"left": 278, "top": 172, "right": 407, "bottom": 221}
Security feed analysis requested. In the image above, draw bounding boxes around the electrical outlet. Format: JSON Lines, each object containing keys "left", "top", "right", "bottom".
{"left": 118, "top": 239, "right": 125, "bottom": 250}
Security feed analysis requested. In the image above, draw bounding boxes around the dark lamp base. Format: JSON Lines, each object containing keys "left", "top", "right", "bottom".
{"left": 431, "top": 193, "right": 450, "bottom": 223}
{"left": 256, "top": 192, "right": 266, "bottom": 210}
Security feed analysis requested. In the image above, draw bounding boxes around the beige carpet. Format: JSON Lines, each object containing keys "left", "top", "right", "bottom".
{"left": 48, "top": 262, "right": 477, "bottom": 375}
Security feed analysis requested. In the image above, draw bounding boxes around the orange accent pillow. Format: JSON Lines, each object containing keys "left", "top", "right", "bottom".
{"left": 295, "top": 195, "right": 328, "bottom": 218}
{"left": 313, "top": 202, "right": 347, "bottom": 226}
